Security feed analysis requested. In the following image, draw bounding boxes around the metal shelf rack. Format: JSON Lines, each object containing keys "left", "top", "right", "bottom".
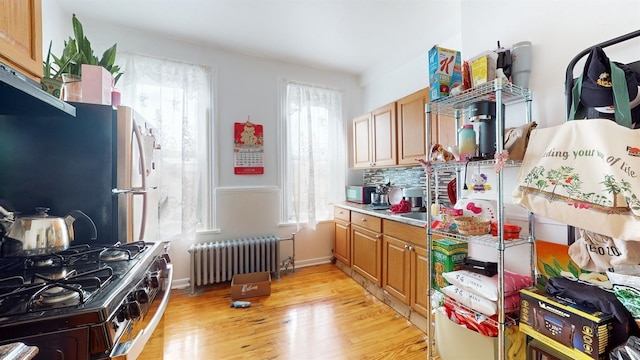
{"left": 425, "top": 78, "right": 535, "bottom": 360}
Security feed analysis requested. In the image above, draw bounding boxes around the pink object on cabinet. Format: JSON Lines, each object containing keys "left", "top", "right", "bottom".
{"left": 81, "top": 64, "right": 112, "bottom": 105}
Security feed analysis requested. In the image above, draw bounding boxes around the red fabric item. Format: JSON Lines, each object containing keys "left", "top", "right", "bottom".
{"left": 390, "top": 199, "right": 412, "bottom": 214}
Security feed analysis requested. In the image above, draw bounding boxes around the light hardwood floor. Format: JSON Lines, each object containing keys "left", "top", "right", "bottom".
{"left": 139, "top": 263, "right": 429, "bottom": 359}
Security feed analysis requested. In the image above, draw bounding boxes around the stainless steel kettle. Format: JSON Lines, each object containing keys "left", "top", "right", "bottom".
{"left": 0, "top": 206, "right": 97, "bottom": 256}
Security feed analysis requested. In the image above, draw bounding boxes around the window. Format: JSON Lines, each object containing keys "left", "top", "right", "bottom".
{"left": 118, "top": 53, "right": 212, "bottom": 241}
{"left": 281, "top": 81, "right": 345, "bottom": 229}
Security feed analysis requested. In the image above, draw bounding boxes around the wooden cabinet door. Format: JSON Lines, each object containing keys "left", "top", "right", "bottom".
{"left": 434, "top": 114, "right": 457, "bottom": 150}
{"left": 334, "top": 219, "right": 351, "bottom": 266}
{"left": 371, "top": 103, "right": 397, "bottom": 167}
{"left": 353, "top": 113, "right": 372, "bottom": 168}
{"left": 382, "top": 235, "right": 411, "bottom": 305}
{"left": 397, "top": 88, "right": 429, "bottom": 165}
{"left": 410, "top": 245, "right": 429, "bottom": 317}
{"left": 0, "top": 0, "right": 42, "bottom": 82}
{"left": 351, "top": 225, "right": 382, "bottom": 286}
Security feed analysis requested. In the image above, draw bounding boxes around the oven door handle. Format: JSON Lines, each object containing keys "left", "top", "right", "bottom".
{"left": 110, "top": 263, "right": 173, "bottom": 360}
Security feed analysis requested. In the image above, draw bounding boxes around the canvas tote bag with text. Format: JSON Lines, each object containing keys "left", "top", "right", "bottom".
{"left": 512, "top": 119, "right": 640, "bottom": 241}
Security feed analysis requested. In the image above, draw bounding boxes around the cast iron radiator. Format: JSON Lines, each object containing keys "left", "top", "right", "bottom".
{"left": 188, "top": 235, "right": 281, "bottom": 294}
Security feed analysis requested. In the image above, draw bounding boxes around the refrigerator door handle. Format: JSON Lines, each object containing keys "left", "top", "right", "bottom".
{"left": 111, "top": 186, "right": 156, "bottom": 195}
{"left": 132, "top": 120, "right": 148, "bottom": 241}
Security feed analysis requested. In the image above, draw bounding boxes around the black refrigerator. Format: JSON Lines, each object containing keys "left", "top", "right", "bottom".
{"left": 0, "top": 102, "right": 160, "bottom": 246}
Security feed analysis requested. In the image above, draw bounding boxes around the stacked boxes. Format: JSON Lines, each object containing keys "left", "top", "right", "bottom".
{"left": 428, "top": 46, "right": 462, "bottom": 100}
{"left": 432, "top": 238, "right": 468, "bottom": 291}
{"left": 519, "top": 288, "right": 613, "bottom": 360}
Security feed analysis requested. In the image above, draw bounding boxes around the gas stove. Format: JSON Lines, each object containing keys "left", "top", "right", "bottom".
{"left": 0, "top": 241, "right": 172, "bottom": 360}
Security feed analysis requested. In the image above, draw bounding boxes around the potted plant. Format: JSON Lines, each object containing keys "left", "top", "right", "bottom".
{"left": 57, "top": 14, "right": 124, "bottom": 102}
{"left": 67, "top": 14, "right": 123, "bottom": 84}
{"left": 41, "top": 40, "right": 79, "bottom": 97}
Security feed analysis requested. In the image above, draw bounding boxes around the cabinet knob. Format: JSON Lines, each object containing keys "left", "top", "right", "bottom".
{"left": 404, "top": 244, "right": 409, "bottom": 249}
{"left": 376, "top": 234, "right": 381, "bottom": 239}
{"left": 361, "top": 218, "right": 366, "bottom": 222}
{"left": 409, "top": 245, "right": 414, "bottom": 251}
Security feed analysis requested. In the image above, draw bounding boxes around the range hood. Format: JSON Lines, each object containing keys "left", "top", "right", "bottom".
{"left": 0, "top": 62, "right": 76, "bottom": 117}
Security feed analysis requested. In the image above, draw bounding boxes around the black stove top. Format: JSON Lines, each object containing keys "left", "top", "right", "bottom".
{"left": 0, "top": 241, "right": 164, "bottom": 333}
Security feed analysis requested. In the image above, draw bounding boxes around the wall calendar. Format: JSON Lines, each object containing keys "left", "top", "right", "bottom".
{"left": 233, "top": 119, "right": 264, "bottom": 175}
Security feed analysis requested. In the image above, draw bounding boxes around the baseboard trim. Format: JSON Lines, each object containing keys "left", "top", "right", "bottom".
{"left": 173, "top": 256, "right": 334, "bottom": 290}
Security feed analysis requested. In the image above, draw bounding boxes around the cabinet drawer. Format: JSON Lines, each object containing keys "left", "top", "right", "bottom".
{"left": 383, "top": 219, "right": 426, "bottom": 247}
{"left": 351, "top": 211, "right": 381, "bottom": 232}
{"left": 333, "top": 207, "right": 351, "bottom": 222}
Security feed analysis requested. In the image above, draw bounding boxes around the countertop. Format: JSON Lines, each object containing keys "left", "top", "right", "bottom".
{"left": 333, "top": 202, "right": 429, "bottom": 228}
{"left": 0, "top": 343, "right": 38, "bottom": 360}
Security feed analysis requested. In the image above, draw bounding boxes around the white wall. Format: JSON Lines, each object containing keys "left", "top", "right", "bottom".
{"left": 42, "top": 0, "right": 640, "bottom": 284}
{"left": 42, "top": 2, "right": 362, "bottom": 285}
{"left": 362, "top": 0, "right": 640, "bottom": 245}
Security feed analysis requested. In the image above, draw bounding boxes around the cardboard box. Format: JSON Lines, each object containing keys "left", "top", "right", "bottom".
{"left": 428, "top": 46, "right": 462, "bottom": 100}
{"left": 80, "top": 64, "right": 113, "bottom": 105}
{"left": 432, "top": 238, "right": 467, "bottom": 291}
{"left": 469, "top": 51, "right": 498, "bottom": 87}
{"left": 230, "top": 272, "right": 271, "bottom": 300}
{"left": 519, "top": 288, "right": 613, "bottom": 360}
{"left": 435, "top": 310, "right": 509, "bottom": 360}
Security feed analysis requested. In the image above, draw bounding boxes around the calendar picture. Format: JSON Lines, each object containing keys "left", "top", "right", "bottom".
{"left": 234, "top": 120, "right": 264, "bottom": 175}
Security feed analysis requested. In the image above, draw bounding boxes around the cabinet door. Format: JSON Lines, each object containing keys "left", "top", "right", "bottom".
{"left": 410, "top": 245, "right": 429, "bottom": 317}
{"left": 353, "top": 113, "right": 372, "bottom": 168}
{"left": 351, "top": 225, "right": 382, "bottom": 286}
{"left": 382, "top": 235, "right": 411, "bottom": 305}
{"left": 434, "top": 113, "right": 457, "bottom": 150}
{"left": 371, "top": 103, "right": 397, "bottom": 167}
{"left": 0, "top": 0, "right": 42, "bottom": 82}
{"left": 334, "top": 219, "right": 351, "bottom": 266}
{"left": 397, "top": 88, "right": 429, "bottom": 165}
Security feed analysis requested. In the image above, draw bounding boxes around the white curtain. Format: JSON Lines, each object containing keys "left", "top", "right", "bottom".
{"left": 285, "top": 81, "right": 345, "bottom": 230}
{"left": 117, "top": 52, "right": 211, "bottom": 242}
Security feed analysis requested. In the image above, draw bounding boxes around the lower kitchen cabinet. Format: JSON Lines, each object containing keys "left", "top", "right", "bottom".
{"left": 334, "top": 206, "right": 429, "bottom": 326}
{"left": 351, "top": 211, "right": 382, "bottom": 287}
{"left": 382, "top": 219, "right": 428, "bottom": 316}
{"left": 382, "top": 235, "right": 411, "bottom": 304}
{"left": 410, "top": 245, "right": 429, "bottom": 316}
{"left": 333, "top": 208, "right": 351, "bottom": 266}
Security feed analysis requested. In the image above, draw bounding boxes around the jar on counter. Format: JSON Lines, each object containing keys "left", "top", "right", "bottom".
{"left": 458, "top": 124, "right": 476, "bottom": 161}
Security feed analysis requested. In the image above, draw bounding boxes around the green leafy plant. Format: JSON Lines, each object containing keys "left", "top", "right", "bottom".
{"left": 43, "top": 40, "right": 79, "bottom": 80}
{"left": 53, "top": 14, "right": 123, "bottom": 85}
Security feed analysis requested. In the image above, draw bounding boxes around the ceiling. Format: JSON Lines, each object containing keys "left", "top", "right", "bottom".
{"left": 55, "top": 0, "right": 458, "bottom": 77}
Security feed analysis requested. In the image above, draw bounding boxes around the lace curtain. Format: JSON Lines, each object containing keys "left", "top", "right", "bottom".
{"left": 284, "top": 81, "right": 345, "bottom": 230}
{"left": 118, "top": 52, "right": 211, "bottom": 242}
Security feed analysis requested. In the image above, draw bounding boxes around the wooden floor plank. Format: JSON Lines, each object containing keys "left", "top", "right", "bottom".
{"left": 139, "top": 264, "right": 428, "bottom": 359}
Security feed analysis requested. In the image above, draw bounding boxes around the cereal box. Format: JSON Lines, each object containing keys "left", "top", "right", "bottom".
{"left": 432, "top": 238, "right": 468, "bottom": 291}
{"left": 428, "top": 46, "right": 462, "bottom": 100}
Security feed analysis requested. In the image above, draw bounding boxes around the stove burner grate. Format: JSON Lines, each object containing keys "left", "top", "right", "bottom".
{"left": 38, "top": 284, "right": 83, "bottom": 306}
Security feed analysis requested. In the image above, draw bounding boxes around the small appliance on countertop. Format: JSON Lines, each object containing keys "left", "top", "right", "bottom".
{"left": 402, "top": 187, "right": 424, "bottom": 211}
{"left": 345, "top": 185, "right": 377, "bottom": 204}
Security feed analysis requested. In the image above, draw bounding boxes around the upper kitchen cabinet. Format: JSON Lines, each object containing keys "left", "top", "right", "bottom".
{"left": 353, "top": 103, "right": 397, "bottom": 169}
{"left": 432, "top": 113, "right": 456, "bottom": 151}
{"left": 397, "top": 88, "right": 429, "bottom": 165}
{"left": 0, "top": 0, "right": 43, "bottom": 82}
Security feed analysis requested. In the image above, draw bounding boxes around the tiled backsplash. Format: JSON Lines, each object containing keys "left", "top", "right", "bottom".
{"left": 364, "top": 166, "right": 456, "bottom": 207}
{"left": 363, "top": 166, "right": 425, "bottom": 189}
